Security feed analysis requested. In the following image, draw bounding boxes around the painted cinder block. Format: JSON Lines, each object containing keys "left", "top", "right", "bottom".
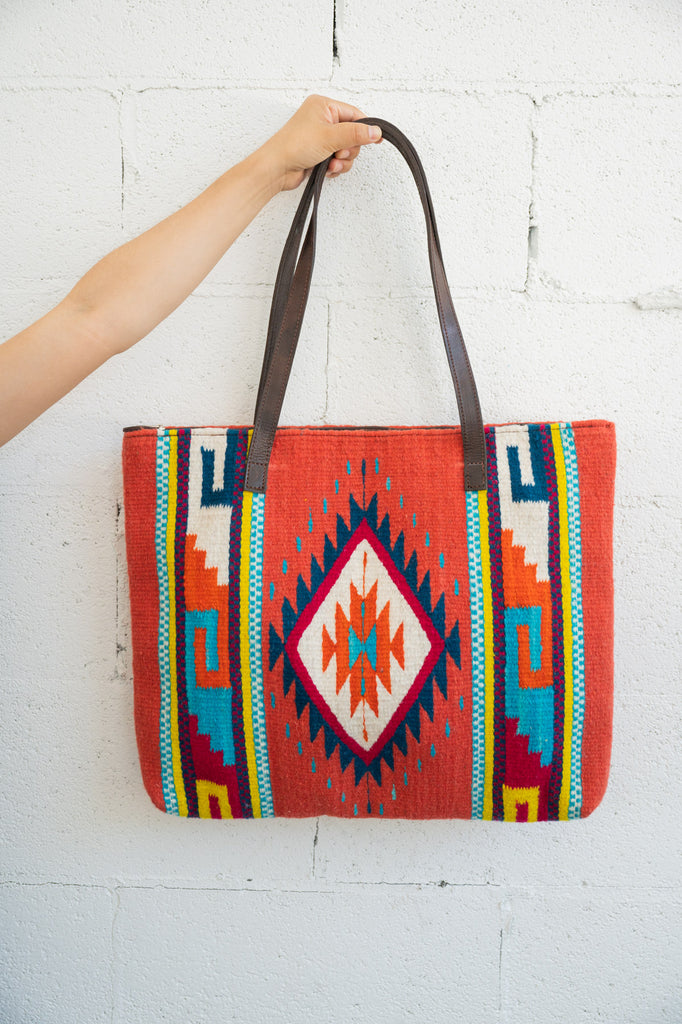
{"left": 0, "top": 883, "right": 115, "bottom": 1024}
{"left": 0, "top": 491, "right": 117, "bottom": 681}
{"left": 534, "top": 96, "right": 682, "bottom": 300}
{"left": 503, "top": 890, "right": 682, "bottom": 1023}
{"left": 113, "top": 886, "right": 502, "bottom": 1024}
{"left": 0, "top": 89, "right": 123, "bottom": 289}
{"left": 339, "top": 0, "right": 682, "bottom": 86}
{"left": 0, "top": 0, "right": 331, "bottom": 82}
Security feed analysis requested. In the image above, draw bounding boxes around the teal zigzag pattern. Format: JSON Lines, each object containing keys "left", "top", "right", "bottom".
{"left": 465, "top": 489, "right": 486, "bottom": 819}
{"left": 248, "top": 492, "right": 274, "bottom": 817}
{"left": 504, "top": 606, "right": 554, "bottom": 766}
{"left": 185, "top": 609, "right": 235, "bottom": 763}
{"left": 561, "top": 424, "right": 586, "bottom": 819}
{"left": 154, "top": 432, "right": 177, "bottom": 814}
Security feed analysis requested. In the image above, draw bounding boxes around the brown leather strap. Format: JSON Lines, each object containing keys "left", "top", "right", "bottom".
{"left": 245, "top": 117, "right": 487, "bottom": 493}
{"left": 254, "top": 168, "right": 319, "bottom": 413}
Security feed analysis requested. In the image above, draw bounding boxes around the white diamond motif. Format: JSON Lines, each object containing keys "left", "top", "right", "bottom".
{"left": 288, "top": 521, "right": 437, "bottom": 759}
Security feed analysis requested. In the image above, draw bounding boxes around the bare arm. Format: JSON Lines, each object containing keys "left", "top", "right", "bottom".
{"left": 0, "top": 95, "right": 382, "bottom": 447}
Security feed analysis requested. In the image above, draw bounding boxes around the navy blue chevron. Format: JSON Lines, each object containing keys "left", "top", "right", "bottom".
{"left": 349, "top": 493, "right": 364, "bottom": 532}
{"left": 294, "top": 678, "right": 308, "bottom": 719}
{"left": 381, "top": 741, "right": 394, "bottom": 773}
{"left": 392, "top": 530, "right": 405, "bottom": 572}
{"left": 308, "top": 702, "right": 324, "bottom": 742}
{"left": 365, "top": 493, "right": 378, "bottom": 532}
{"left": 404, "top": 550, "right": 419, "bottom": 593}
{"left": 446, "top": 621, "right": 461, "bottom": 668}
{"left": 377, "top": 512, "right": 391, "bottom": 549}
{"left": 432, "top": 592, "right": 445, "bottom": 635}
{"left": 392, "top": 722, "right": 408, "bottom": 757}
{"left": 338, "top": 743, "right": 354, "bottom": 774}
{"left": 335, "top": 512, "right": 351, "bottom": 552}
{"left": 418, "top": 569, "right": 432, "bottom": 614}
{"left": 324, "top": 724, "right": 339, "bottom": 759}
{"left": 296, "top": 574, "right": 311, "bottom": 614}
{"left": 420, "top": 676, "right": 435, "bottom": 721}
{"left": 282, "top": 597, "right": 297, "bottom": 638}
{"left": 364, "top": 757, "right": 384, "bottom": 787}
{"left": 310, "top": 554, "right": 325, "bottom": 594}
{"left": 432, "top": 652, "right": 448, "bottom": 700}
{"left": 404, "top": 699, "right": 422, "bottom": 742}
{"left": 269, "top": 623, "right": 284, "bottom": 670}
{"left": 323, "top": 535, "right": 337, "bottom": 573}
{"left": 282, "top": 652, "right": 296, "bottom": 696}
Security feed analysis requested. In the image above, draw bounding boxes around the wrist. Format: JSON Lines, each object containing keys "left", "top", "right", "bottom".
{"left": 242, "top": 141, "right": 286, "bottom": 202}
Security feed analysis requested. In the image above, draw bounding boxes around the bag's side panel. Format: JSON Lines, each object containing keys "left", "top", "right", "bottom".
{"left": 122, "top": 432, "right": 165, "bottom": 812}
{"left": 124, "top": 427, "right": 277, "bottom": 819}
{"left": 572, "top": 421, "right": 616, "bottom": 817}
{"left": 169, "top": 427, "right": 274, "bottom": 819}
{"left": 262, "top": 428, "right": 473, "bottom": 819}
{"left": 467, "top": 421, "right": 611, "bottom": 822}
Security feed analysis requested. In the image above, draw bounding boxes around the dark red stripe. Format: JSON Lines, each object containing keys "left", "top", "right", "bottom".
{"left": 539, "top": 425, "right": 565, "bottom": 819}
{"left": 484, "top": 427, "right": 507, "bottom": 821}
{"left": 227, "top": 429, "right": 254, "bottom": 818}
{"left": 174, "top": 428, "right": 198, "bottom": 816}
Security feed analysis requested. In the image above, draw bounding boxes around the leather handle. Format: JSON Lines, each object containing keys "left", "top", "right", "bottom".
{"left": 244, "top": 117, "right": 487, "bottom": 493}
{"left": 253, "top": 167, "right": 320, "bottom": 415}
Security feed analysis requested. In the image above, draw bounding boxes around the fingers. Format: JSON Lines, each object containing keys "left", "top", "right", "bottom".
{"left": 326, "top": 139, "right": 368, "bottom": 177}
{"left": 296, "top": 94, "right": 384, "bottom": 179}
{"left": 328, "top": 117, "right": 382, "bottom": 155}
{"left": 326, "top": 98, "right": 368, "bottom": 124}
{"left": 325, "top": 147, "right": 362, "bottom": 178}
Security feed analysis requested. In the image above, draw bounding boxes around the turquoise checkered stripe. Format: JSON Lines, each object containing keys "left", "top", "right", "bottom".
{"left": 466, "top": 489, "right": 486, "bottom": 820}
{"left": 154, "top": 432, "right": 177, "bottom": 815}
{"left": 248, "top": 492, "right": 274, "bottom": 817}
{"left": 560, "top": 425, "right": 586, "bottom": 819}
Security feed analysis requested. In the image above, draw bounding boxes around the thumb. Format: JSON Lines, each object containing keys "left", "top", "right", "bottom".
{"left": 328, "top": 120, "right": 382, "bottom": 153}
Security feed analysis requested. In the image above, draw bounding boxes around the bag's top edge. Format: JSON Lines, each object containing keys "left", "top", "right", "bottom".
{"left": 122, "top": 419, "right": 615, "bottom": 437}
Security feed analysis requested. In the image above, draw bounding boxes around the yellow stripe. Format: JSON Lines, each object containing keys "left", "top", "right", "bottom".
{"left": 166, "top": 431, "right": 188, "bottom": 817}
{"left": 478, "top": 488, "right": 495, "bottom": 821}
{"left": 551, "top": 424, "right": 574, "bottom": 820}
{"left": 239, "top": 486, "right": 262, "bottom": 818}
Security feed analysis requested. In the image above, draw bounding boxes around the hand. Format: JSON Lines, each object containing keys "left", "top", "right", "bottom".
{"left": 260, "top": 94, "right": 383, "bottom": 193}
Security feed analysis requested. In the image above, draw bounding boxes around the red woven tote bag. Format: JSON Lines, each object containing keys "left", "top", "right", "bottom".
{"left": 122, "top": 119, "right": 616, "bottom": 821}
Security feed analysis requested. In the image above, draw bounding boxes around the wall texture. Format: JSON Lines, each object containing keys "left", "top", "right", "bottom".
{"left": 1, "top": 1, "right": 681, "bottom": 1021}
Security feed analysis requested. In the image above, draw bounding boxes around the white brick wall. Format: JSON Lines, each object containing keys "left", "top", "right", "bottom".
{"left": 1, "top": 1, "right": 680, "bottom": 1021}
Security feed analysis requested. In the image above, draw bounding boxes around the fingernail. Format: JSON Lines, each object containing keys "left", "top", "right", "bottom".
{"left": 369, "top": 125, "right": 381, "bottom": 140}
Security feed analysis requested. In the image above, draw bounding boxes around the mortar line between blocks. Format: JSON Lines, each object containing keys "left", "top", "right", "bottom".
{"left": 1, "top": 80, "right": 681, "bottom": 98}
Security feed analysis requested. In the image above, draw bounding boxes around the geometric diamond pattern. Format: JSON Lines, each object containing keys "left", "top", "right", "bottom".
{"left": 286, "top": 518, "right": 443, "bottom": 764}
{"left": 269, "top": 488, "right": 461, "bottom": 785}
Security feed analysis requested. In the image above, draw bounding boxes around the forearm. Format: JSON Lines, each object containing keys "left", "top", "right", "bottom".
{"left": 0, "top": 94, "right": 378, "bottom": 448}
{"left": 65, "top": 142, "right": 282, "bottom": 356}
{"left": 0, "top": 144, "right": 282, "bottom": 447}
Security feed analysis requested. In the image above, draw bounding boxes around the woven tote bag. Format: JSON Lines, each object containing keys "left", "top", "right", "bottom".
{"left": 122, "top": 119, "right": 616, "bottom": 822}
